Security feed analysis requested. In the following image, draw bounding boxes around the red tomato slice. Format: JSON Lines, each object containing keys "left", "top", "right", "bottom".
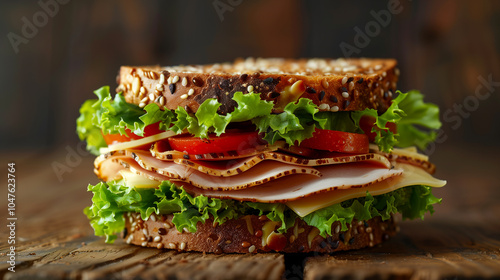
{"left": 168, "top": 131, "right": 264, "bottom": 155}
{"left": 359, "top": 116, "right": 397, "bottom": 142}
{"left": 102, "top": 122, "right": 164, "bottom": 145}
{"left": 299, "top": 128, "right": 369, "bottom": 153}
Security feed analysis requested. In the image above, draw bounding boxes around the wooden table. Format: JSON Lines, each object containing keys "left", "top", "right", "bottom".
{"left": 1, "top": 144, "right": 499, "bottom": 279}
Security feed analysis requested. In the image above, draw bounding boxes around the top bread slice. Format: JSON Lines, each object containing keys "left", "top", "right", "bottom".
{"left": 116, "top": 57, "right": 399, "bottom": 114}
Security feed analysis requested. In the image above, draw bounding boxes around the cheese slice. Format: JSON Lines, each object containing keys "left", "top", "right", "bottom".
{"left": 99, "top": 131, "right": 177, "bottom": 154}
{"left": 286, "top": 162, "right": 446, "bottom": 217}
{"left": 119, "top": 169, "right": 161, "bottom": 188}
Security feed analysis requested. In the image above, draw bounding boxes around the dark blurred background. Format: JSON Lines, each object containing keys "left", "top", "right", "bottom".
{"left": 1, "top": 0, "right": 499, "bottom": 152}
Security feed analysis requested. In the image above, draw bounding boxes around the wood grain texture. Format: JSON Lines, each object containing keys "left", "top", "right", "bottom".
{"left": 0, "top": 144, "right": 499, "bottom": 279}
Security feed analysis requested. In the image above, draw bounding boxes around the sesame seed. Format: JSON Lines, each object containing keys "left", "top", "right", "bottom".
{"left": 180, "top": 242, "right": 186, "bottom": 250}
{"left": 374, "top": 65, "right": 382, "bottom": 70}
{"left": 140, "top": 87, "right": 146, "bottom": 94}
{"left": 330, "top": 106, "right": 339, "bottom": 112}
{"left": 140, "top": 97, "right": 148, "bottom": 103}
{"left": 366, "top": 227, "right": 373, "bottom": 233}
{"left": 342, "top": 92, "right": 349, "bottom": 98}
{"left": 150, "top": 214, "right": 156, "bottom": 222}
{"left": 159, "top": 96, "right": 165, "bottom": 106}
{"left": 382, "top": 71, "right": 387, "bottom": 77}
{"left": 318, "top": 103, "right": 330, "bottom": 110}
{"left": 172, "top": 76, "right": 179, "bottom": 84}
{"left": 153, "top": 236, "right": 161, "bottom": 242}
{"left": 395, "top": 68, "right": 400, "bottom": 76}
{"left": 247, "top": 85, "right": 254, "bottom": 92}
{"left": 349, "top": 81, "right": 355, "bottom": 91}
{"left": 169, "top": 84, "right": 176, "bottom": 94}
{"left": 126, "top": 235, "right": 133, "bottom": 244}
{"left": 369, "top": 241, "right": 374, "bottom": 247}
{"left": 188, "top": 89, "right": 194, "bottom": 96}
{"left": 319, "top": 91, "right": 325, "bottom": 101}
{"left": 342, "top": 76, "right": 348, "bottom": 84}
{"left": 167, "top": 76, "right": 172, "bottom": 84}
{"left": 248, "top": 245, "right": 256, "bottom": 253}
{"left": 335, "top": 224, "right": 340, "bottom": 234}
{"left": 263, "top": 77, "right": 274, "bottom": 84}
{"left": 159, "top": 74, "right": 165, "bottom": 84}
{"left": 157, "top": 243, "right": 164, "bottom": 249}
{"left": 330, "top": 96, "right": 338, "bottom": 103}
{"left": 141, "top": 242, "right": 148, "bottom": 247}
{"left": 357, "top": 78, "right": 364, "bottom": 84}
{"left": 142, "top": 229, "right": 148, "bottom": 236}
{"left": 168, "top": 243, "right": 177, "bottom": 249}
{"left": 156, "top": 84, "right": 163, "bottom": 91}
{"left": 139, "top": 102, "right": 146, "bottom": 108}
{"left": 321, "top": 79, "right": 329, "bottom": 88}
{"left": 140, "top": 236, "right": 146, "bottom": 241}
{"left": 180, "top": 94, "right": 188, "bottom": 99}
{"left": 149, "top": 93, "right": 156, "bottom": 101}
{"left": 182, "top": 77, "right": 187, "bottom": 86}
{"left": 369, "top": 233, "right": 374, "bottom": 241}
{"left": 306, "top": 87, "right": 316, "bottom": 93}
{"left": 164, "top": 223, "right": 172, "bottom": 229}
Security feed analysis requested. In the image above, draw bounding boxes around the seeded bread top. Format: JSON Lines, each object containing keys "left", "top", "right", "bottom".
{"left": 116, "top": 57, "right": 399, "bottom": 114}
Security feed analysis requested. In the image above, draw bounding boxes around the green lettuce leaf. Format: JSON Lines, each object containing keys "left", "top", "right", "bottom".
{"left": 77, "top": 87, "right": 441, "bottom": 156}
{"left": 85, "top": 180, "right": 441, "bottom": 242}
{"left": 172, "top": 91, "right": 274, "bottom": 138}
{"left": 351, "top": 90, "right": 441, "bottom": 152}
{"left": 397, "top": 90, "right": 441, "bottom": 150}
{"left": 76, "top": 86, "right": 174, "bottom": 155}
{"left": 253, "top": 98, "right": 326, "bottom": 145}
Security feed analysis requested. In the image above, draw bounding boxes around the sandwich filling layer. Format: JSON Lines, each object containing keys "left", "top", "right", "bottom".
{"left": 79, "top": 86, "right": 445, "bottom": 243}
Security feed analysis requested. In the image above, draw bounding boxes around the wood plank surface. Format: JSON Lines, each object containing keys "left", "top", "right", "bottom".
{"left": 0, "top": 144, "right": 499, "bottom": 279}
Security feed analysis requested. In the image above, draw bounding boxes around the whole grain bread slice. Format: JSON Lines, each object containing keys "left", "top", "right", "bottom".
{"left": 116, "top": 57, "right": 399, "bottom": 114}
{"left": 123, "top": 212, "right": 397, "bottom": 253}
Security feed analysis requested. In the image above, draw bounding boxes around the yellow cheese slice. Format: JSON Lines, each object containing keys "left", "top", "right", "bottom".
{"left": 286, "top": 162, "right": 446, "bottom": 217}
{"left": 119, "top": 169, "right": 161, "bottom": 189}
{"left": 99, "top": 131, "right": 177, "bottom": 154}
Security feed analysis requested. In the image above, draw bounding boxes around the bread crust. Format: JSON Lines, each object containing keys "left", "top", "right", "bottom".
{"left": 116, "top": 58, "right": 399, "bottom": 114}
{"left": 123, "top": 213, "right": 397, "bottom": 253}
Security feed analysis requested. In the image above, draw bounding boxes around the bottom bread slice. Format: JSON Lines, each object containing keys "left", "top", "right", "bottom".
{"left": 123, "top": 213, "right": 398, "bottom": 253}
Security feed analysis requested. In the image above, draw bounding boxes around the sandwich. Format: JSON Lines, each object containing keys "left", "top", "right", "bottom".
{"left": 77, "top": 57, "right": 446, "bottom": 253}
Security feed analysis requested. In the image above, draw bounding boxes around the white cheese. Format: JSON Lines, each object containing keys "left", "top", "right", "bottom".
{"left": 99, "top": 131, "right": 177, "bottom": 154}
{"left": 286, "top": 162, "right": 446, "bottom": 217}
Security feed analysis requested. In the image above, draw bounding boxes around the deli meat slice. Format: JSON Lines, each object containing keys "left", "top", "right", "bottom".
{"left": 126, "top": 151, "right": 321, "bottom": 191}
{"left": 94, "top": 151, "right": 128, "bottom": 182}
{"left": 180, "top": 162, "right": 403, "bottom": 202}
{"left": 175, "top": 152, "right": 391, "bottom": 177}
